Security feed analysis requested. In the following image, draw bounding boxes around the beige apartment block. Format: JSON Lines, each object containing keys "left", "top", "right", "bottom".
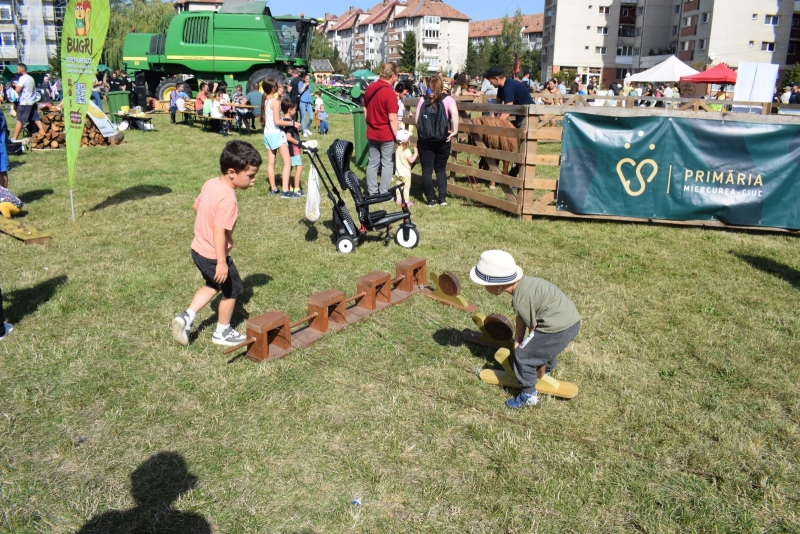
{"left": 469, "top": 14, "right": 544, "bottom": 51}
{"left": 328, "top": 0, "right": 469, "bottom": 75}
{"left": 542, "top": 0, "right": 640, "bottom": 87}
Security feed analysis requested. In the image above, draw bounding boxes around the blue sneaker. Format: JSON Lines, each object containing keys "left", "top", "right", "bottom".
{"left": 269, "top": 188, "right": 280, "bottom": 195}
{"left": 506, "top": 391, "right": 540, "bottom": 409}
{"left": 280, "top": 190, "right": 294, "bottom": 199}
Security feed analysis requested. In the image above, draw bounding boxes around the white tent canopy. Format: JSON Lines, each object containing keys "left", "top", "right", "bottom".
{"left": 627, "top": 55, "right": 699, "bottom": 83}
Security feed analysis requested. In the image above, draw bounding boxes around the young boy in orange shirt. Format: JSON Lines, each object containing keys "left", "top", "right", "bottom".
{"left": 172, "top": 140, "right": 262, "bottom": 346}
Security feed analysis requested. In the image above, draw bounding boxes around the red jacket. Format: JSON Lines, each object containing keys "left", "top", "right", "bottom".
{"left": 364, "top": 79, "right": 398, "bottom": 143}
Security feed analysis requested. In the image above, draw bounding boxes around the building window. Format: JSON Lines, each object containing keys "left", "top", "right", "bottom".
{"left": 0, "top": 6, "right": 10, "bottom": 21}
{"left": 598, "top": 6, "right": 609, "bottom": 14}
{"left": 633, "top": 47, "right": 640, "bottom": 55}
{"left": 597, "top": 26, "right": 608, "bottom": 34}
{"left": 585, "top": 45, "right": 589, "bottom": 50}
{"left": 619, "top": 25, "right": 635, "bottom": 37}
{"left": 794, "top": 14, "right": 800, "bottom": 27}
{"left": 616, "top": 68, "right": 627, "bottom": 79}
{"left": 698, "top": 39, "right": 706, "bottom": 50}
{"left": 617, "top": 45, "right": 634, "bottom": 56}
{"left": 752, "top": 13, "right": 758, "bottom": 20}
{"left": 586, "top": 26, "right": 591, "bottom": 30}
{"left": 789, "top": 43, "right": 797, "bottom": 55}
{"left": 596, "top": 46, "right": 607, "bottom": 54}
{"left": 762, "top": 41, "right": 775, "bottom": 51}
{"left": 636, "top": 27, "right": 642, "bottom": 36}
{"left": 680, "top": 41, "right": 689, "bottom": 51}
{"left": 764, "top": 15, "right": 779, "bottom": 26}
{"left": 636, "top": 6, "right": 643, "bottom": 15}
{"left": 749, "top": 41, "right": 754, "bottom": 46}
{"left": 672, "top": 25, "right": 678, "bottom": 35}
{"left": 701, "top": 13, "right": 709, "bottom": 24}
{"left": 682, "top": 16, "right": 691, "bottom": 27}
{"left": 621, "top": 8, "right": 629, "bottom": 17}
{"left": 675, "top": 5, "right": 680, "bottom": 13}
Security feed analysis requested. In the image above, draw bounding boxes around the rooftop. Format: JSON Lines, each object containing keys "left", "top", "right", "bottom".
{"left": 469, "top": 13, "right": 543, "bottom": 38}
{"left": 393, "top": 0, "right": 469, "bottom": 21}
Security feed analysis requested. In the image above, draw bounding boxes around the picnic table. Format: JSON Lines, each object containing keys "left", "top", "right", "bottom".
{"left": 231, "top": 103, "right": 258, "bottom": 134}
{"left": 112, "top": 113, "right": 155, "bottom": 131}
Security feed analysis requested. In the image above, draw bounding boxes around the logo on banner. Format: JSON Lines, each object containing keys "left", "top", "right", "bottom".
{"left": 616, "top": 134, "right": 659, "bottom": 197}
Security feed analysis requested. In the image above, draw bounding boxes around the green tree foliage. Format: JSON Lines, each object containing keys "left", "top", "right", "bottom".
{"left": 48, "top": 40, "right": 62, "bottom": 79}
{"left": 464, "top": 40, "right": 478, "bottom": 78}
{"left": 555, "top": 68, "right": 577, "bottom": 85}
{"left": 104, "top": 0, "right": 175, "bottom": 70}
{"left": 519, "top": 48, "right": 541, "bottom": 81}
{"left": 398, "top": 32, "right": 417, "bottom": 73}
{"left": 497, "top": 9, "right": 524, "bottom": 75}
{"left": 781, "top": 63, "right": 800, "bottom": 89}
{"left": 311, "top": 30, "right": 349, "bottom": 74}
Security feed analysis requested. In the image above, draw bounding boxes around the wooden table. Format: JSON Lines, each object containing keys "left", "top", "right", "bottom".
{"left": 112, "top": 113, "right": 155, "bottom": 131}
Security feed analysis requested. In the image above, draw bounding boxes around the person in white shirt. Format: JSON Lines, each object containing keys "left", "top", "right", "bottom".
{"left": 12, "top": 63, "right": 44, "bottom": 142}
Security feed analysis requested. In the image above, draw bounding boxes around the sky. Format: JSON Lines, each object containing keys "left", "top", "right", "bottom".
{"left": 275, "top": 0, "right": 545, "bottom": 22}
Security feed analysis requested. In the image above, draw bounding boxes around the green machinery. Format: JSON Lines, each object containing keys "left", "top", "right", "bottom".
{"left": 122, "top": 0, "right": 316, "bottom": 100}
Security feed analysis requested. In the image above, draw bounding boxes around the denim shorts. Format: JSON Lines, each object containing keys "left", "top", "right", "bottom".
{"left": 290, "top": 155, "right": 302, "bottom": 166}
{"left": 263, "top": 131, "right": 286, "bottom": 150}
{"left": 191, "top": 250, "right": 243, "bottom": 299}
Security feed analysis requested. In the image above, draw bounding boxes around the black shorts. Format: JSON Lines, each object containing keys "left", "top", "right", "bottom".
{"left": 17, "top": 104, "right": 40, "bottom": 125}
{"left": 191, "top": 250, "right": 243, "bottom": 299}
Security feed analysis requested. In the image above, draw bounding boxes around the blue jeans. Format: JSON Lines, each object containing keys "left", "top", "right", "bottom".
{"left": 91, "top": 91, "right": 102, "bottom": 109}
{"left": 300, "top": 101, "right": 313, "bottom": 132}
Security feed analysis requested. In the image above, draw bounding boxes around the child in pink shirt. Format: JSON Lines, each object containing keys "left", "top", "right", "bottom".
{"left": 172, "top": 141, "right": 262, "bottom": 347}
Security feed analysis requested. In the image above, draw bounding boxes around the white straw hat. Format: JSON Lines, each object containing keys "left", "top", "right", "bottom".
{"left": 395, "top": 129, "right": 411, "bottom": 143}
{"left": 469, "top": 250, "right": 524, "bottom": 286}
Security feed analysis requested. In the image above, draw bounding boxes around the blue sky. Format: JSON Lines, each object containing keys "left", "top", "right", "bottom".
{"left": 275, "top": 0, "right": 545, "bottom": 21}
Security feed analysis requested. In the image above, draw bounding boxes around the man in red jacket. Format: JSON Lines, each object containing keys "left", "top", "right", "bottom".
{"left": 363, "top": 62, "right": 399, "bottom": 195}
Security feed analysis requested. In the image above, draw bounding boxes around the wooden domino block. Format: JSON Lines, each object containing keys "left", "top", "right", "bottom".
{"left": 243, "top": 311, "right": 292, "bottom": 362}
{"left": 307, "top": 289, "right": 347, "bottom": 332}
{"left": 395, "top": 257, "right": 427, "bottom": 293}
{"left": 356, "top": 271, "right": 392, "bottom": 311}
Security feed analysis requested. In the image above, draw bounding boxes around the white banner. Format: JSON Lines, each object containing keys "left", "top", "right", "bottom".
{"left": 87, "top": 101, "right": 118, "bottom": 137}
{"left": 22, "top": 0, "right": 49, "bottom": 65}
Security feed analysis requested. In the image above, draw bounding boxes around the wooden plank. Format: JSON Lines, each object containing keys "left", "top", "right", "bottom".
{"left": 537, "top": 106, "right": 800, "bottom": 125}
{"left": 455, "top": 102, "right": 530, "bottom": 114}
{"left": 446, "top": 162, "right": 522, "bottom": 188}
{"left": 523, "top": 178, "right": 558, "bottom": 190}
{"left": 458, "top": 122, "right": 526, "bottom": 138}
{"left": 499, "top": 183, "right": 518, "bottom": 203}
{"left": 411, "top": 173, "right": 520, "bottom": 214}
{"left": 450, "top": 141, "right": 525, "bottom": 164}
{"left": 528, "top": 127, "right": 562, "bottom": 141}
{"left": 526, "top": 153, "right": 561, "bottom": 166}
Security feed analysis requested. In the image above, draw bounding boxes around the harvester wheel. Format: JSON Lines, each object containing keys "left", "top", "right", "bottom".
{"left": 155, "top": 77, "right": 180, "bottom": 102}
{"left": 247, "top": 68, "right": 286, "bottom": 93}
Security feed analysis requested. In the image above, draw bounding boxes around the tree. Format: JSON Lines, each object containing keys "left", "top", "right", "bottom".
{"left": 497, "top": 9, "right": 524, "bottom": 75}
{"left": 48, "top": 40, "right": 62, "bottom": 79}
{"left": 311, "top": 30, "right": 348, "bottom": 73}
{"left": 519, "top": 48, "right": 542, "bottom": 81}
{"left": 782, "top": 62, "right": 800, "bottom": 89}
{"left": 103, "top": 0, "right": 175, "bottom": 70}
{"left": 464, "top": 40, "right": 478, "bottom": 77}
{"left": 397, "top": 32, "right": 417, "bottom": 73}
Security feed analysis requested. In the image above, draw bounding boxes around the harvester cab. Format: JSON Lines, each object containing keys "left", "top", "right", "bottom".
{"left": 122, "top": 0, "right": 317, "bottom": 101}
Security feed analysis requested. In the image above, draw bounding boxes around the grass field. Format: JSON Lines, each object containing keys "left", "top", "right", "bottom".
{"left": 1, "top": 110, "right": 799, "bottom": 533}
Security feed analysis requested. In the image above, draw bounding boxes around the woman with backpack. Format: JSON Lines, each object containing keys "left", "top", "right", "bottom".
{"left": 415, "top": 75, "right": 459, "bottom": 207}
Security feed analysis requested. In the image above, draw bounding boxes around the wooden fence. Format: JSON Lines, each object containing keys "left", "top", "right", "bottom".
{"left": 403, "top": 94, "right": 800, "bottom": 233}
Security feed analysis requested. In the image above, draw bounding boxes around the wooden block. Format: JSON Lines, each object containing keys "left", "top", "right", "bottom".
{"left": 244, "top": 311, "right": 292, "bottom": 362}
{"left": 356, "top": 271, "right": 392, "bottom": 310}
{"left": 0, "top": 219, "right": 51, "bottom": 245}
{"left": 395, "top": 257, "right": 426, "bottom": 293}
{"left": 307, "top": 289, "right": 346, "bottom": 332}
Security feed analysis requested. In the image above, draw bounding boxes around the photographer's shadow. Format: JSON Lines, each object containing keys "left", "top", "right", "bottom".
{"left": 76, "top": 451, "right": 211, "bottom": 534}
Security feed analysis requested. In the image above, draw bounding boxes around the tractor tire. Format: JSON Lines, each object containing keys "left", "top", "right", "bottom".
{"left": 247, "top": 68, "right": 286, "bottom": 93}
{"left": 155, "top": 77, "right": 180, "bottom": 102}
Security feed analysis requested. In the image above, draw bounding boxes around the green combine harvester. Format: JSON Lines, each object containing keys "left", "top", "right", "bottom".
{"left": 122, "top": 0, "right": 351, "bottom": 108}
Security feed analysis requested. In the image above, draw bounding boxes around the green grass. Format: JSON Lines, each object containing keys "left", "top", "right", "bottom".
{"left": 1, "top": 111, "right": 799, "bottom": 533}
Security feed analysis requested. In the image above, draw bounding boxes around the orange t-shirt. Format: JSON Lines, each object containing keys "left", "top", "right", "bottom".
{"left": 191, "top": 177, "right": 238, "bottom": 260}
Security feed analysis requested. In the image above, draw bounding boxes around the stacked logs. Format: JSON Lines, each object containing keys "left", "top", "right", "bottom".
{"left": 30, "top": 108, "right": 124, "bottom": 150}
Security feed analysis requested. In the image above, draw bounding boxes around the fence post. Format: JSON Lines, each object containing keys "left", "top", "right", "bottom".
{"left": 519, "top": 105, "right": 537, "bottom": 220}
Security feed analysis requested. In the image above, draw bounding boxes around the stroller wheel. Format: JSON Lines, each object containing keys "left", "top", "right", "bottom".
{"left": 336, "top": 236, "right": 355, "bottom": 254}
{"left": 395, "top": 226, "right": 420, "bottom": 249}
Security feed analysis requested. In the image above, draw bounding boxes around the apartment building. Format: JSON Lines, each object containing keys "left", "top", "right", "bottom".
{"left": 543, "top": 0, "right": 800, "bottom": 86}
{"left": 1, "top": 0, "right": 65, "bottom": 69}
{"left": 328, "top": 0, "right": 469, "bottom": 75}
{"left": 469, "top": 14, "right": 544, "bottom": 52}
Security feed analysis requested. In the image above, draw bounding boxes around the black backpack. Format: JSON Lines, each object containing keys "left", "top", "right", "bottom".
{"left": 417, "top": 97, "right": 449, "bottom": 142}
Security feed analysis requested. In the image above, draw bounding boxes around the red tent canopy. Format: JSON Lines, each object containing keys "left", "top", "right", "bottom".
{"left": 680, "top": 63, "right": 737, "bottom": 84}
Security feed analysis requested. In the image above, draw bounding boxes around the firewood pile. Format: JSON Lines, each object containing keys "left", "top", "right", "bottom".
{"left": 31, "top": 109, "right": 124, "bottom": 150}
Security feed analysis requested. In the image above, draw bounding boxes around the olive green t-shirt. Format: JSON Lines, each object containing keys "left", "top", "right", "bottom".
{"left": 511, "top": 276, "right": 581, "bottom": 334}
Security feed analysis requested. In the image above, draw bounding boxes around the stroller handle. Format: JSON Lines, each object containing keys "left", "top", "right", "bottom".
{"left": 300, "top": 141, "right": 319, "bottom": 154}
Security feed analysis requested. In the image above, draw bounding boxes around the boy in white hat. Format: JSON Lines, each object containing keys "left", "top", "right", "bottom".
{"left": 470, "top": 250, "right": 581, "bottom": 408}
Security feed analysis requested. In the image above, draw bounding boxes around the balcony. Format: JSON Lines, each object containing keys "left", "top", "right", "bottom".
{"left": 677, "top": 49, "right": 694, "bottom": 61}
{"left": 422, "top": 22, "right": 440, "bottom": 30}
{"left": 422, "top": 37, "right": 438, "bottom": 45}
{"left": 423, "top": 51, "right": 439, "bottom": 59}
{"left": 0, "top": 46, "right": 17, "bottom": 59}
{"left": 616, "top": 55, "right": 633, "bottom": 64}
{"left": 680, "top": 24, "right": 696, "bottom": 37}
{"left": 796, "top": 0, "right": 800, "bottom": 12}
{"left": 683, "top": 0, "right": 699, "bottom": 12}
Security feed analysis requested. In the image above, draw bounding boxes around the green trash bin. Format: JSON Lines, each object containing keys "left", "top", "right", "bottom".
{"left": 352, "top": 108, "right": 369, "bottom": 168}
{"left": 106, "top": 91, "right": 130, "bottom": 114}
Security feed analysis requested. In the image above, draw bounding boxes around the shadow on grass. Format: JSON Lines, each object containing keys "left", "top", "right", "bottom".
{"left": 18, "top": 188, "right": 53, "bottom": 204}
{"left": 88, "top": 185, "right": 172, "bottom": 212}
{"left": 432, "top": 327, "right": 499, "bottom": 363}
{"left": 301, "top": 219, "right": 318, "bottom": 242}
{"left": 732, "top": 252, "right": 800, "bottom": 291}
{"left": 76, "top": 451, "right": 211, "bottom": 534}
{"left": 191, "top": 273, "right": 272, "bottom": 342}
{"left": 5, "top": 275, "right": 67, "bottom": 323}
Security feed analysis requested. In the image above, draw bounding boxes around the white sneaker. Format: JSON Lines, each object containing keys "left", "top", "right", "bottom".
{"left": 302, "top": 131, "right": 309, "bottom": 138}
{"left": 212, "top": 326, "right": 247, "bottom": 346}
{"left": 0, "top": 323, "right": 12, "bottom": 340}
{"left": 305, "top": 129, "right": 313, "bottom": 136}
{"left": 171, "top": 312, "right": 191, "bottom": 347}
